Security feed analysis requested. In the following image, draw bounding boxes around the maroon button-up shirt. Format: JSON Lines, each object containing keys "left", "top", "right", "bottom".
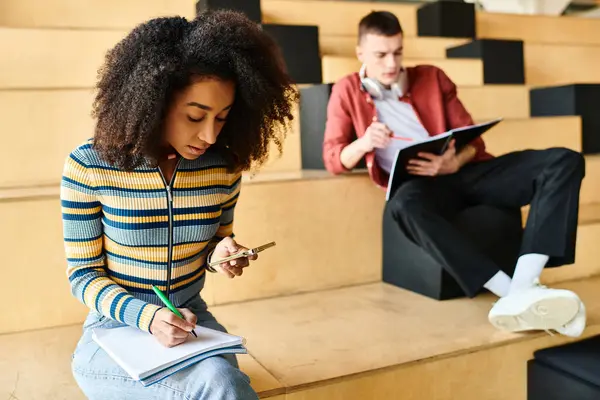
{"left": 323, "top": 65, "right": 493, "bottom": 189}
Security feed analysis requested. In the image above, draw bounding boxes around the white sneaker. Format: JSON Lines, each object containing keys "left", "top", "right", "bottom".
{"left": 488, "top": 282, "right": 584, "bottom": 336}
{"left": 556, "top": 300, "right": 586, "bottom": 337}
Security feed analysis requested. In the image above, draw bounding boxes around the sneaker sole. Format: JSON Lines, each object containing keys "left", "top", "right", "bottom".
{"left": 489, "top": 297, "right": 580, "bottom": 332}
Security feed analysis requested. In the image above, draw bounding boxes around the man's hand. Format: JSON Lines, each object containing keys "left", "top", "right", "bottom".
{"left": 359, "top": 121, "right": 392, "bottom": 153}
{"left": 150, "top": 307, "right": 197, "bottom": 348}
{"left": 210, "top": 237, "right": 258, "bottom": 279}
{"left": 407, "top": 140, "right": 460, "bottom": 176}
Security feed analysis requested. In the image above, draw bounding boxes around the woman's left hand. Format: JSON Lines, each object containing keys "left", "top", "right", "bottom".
{"left": 210, "top": 237, "right": 258, "bottom": 278}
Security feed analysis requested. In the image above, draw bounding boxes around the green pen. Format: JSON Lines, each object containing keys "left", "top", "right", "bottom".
{"left": 152, "top": 285, "right": 197, "bottom": 338}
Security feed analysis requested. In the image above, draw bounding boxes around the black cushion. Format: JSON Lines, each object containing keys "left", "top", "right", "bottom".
{"left": 534, "top": 335, "right": 600, "bottom": 387}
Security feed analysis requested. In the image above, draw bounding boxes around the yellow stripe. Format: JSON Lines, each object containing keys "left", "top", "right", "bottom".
{"left": 94, "top": 174, "right": 164, "bottom": 190}
{"left": 170, "top": 268, "right": 206, "bottom": 291}
{"left": 105, "top": 236, "right": 166, "bottom": 263}
{"left": 62, "top": 206, "right": 102, "bottom": 215}
{"left": 215, "top": 223, "right": 234, "bottom": 238}
{"left": 65, "top": 238, "right": 104, "bottom": 259}
{"left": 173, "top": 211, "right": 222, "bottom": 222}
{"left": 66, "top": 264, "right": 104, "bottom": 280}
{"left": 176, "top": 171, "right": 232, "bottom": 188}
{"left": 61, "top": 186, "right": 96, "bottom": 201}
{"left": 102, "top": 195, "right": 167, "bottom": 210}
{"left": 83, "top": 278, "right": 113, "bottom": 309}
{"left": 98, "top": 285, "right": 128, "bottom": 316}
{"left": 103, "top": 214, "right": 169, "bottom": 224}
{"left": 138, "top": 303, "right": 162, "bottom": 332}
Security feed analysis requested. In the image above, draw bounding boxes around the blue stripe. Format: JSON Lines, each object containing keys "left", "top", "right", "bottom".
{"left": 106, "top": 247, "right": 204, "bottom": 266}
{"left": 110, "top": 292, "right": 128, "bottom": 320}
{"left": 102, "top": 216, "right": 221, "bottom": 230}
{"left": 62, "top": 176, "right": 96, "bottom": 191}
{"left": 68, "top": 267, "right": 103, "bottom": 282}
{"left": 177, "top": 164, "right": 227, "bottom": 172}
{"left": 104, "top": 233, "right": 207, "bottom": 248}
{"left": 174, "top": 218, "right": 221, "bottom": 227}
{"left": 88, "top": 164, "right": 158, "bottom": 173}
{"left": 102, "top": 204, "right": 221, "bottom": 217}
{"left": 175, "top": 205, "right": 222, "bottom": 214}
{"left": 103, "top": 217, "right": 168, "bottom": 230}
{"left": 95, "top": 284, "right": 116, "bottom": 311}
{"left": 63, "top": 211, "right": 102, "bottom": 221}
{"left": 123, "top": 272, "right": 205, "bottom": 296}
{"left": 136, "top": 303, "right": 149, "bottom": 328}
{"left": 110, "top": 266, "right": 203, "bottom": 287}
{"left": 173, "top": 183, "right": 238, "bottom": 193}
{"left": 65, "top": 234, "right": 103, "bottom": 243}
{"left": 95, "top": 186, "right": 165, "bottom": 194}
{"left": 105, "top": 250, "right": 165, "bottom": 266}
{"left": 67, "top": 255, "right": 104, "bottom": 263}
{"left": 103, "top": 205, "right": 168, "bottom": 217}
{"left": 119, "top": 297, "right": 134, "bottom": 322}
{"left": 69, "top": 153, "right": 88, "bottom": 168}
{"left": 222, "top": 192, "right": 240, "bottom": 209}
{"left": 80, "top": 277, "right": 96, "bottom": 302}
{"left": 61, "top": 200, "right": 101, "bottom": 209}
{"left": 79, "top": 143, "right": 93, "bottom": 150}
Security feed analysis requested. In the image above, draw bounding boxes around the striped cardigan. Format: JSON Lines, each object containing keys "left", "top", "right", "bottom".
{"left": 61, "top": 141, "right": 241, "bottom": 332}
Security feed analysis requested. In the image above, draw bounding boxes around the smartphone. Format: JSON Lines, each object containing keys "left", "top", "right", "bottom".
{"left": 208, "top": 241, "right": 276, "bottom": 268}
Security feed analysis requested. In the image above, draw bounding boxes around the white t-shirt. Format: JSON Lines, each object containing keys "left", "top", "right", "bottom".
{"left": 373, "top": 89, "right": 430, "bottom": 174}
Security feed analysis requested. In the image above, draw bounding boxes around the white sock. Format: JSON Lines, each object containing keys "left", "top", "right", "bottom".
{"left": 484, "top": 270, "right": 512, "bottom": 297}
{"left": 509, "top": 253, "right": 549, "bottom": 294}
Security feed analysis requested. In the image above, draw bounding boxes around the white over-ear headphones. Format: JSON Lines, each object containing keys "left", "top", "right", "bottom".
{"left": 359, "top": 64, "right": 406, "bottom": 100}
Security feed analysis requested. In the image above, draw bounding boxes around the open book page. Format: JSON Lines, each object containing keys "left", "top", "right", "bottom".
{"left": 384, "top": 118, "right": 503, "bottom": 201}
{"left": 93, "top": 324, "right": 245, "bottom": 380}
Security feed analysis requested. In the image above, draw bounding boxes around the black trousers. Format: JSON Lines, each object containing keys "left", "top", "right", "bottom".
{"left": 387, "top": 148, "right": 585, "bottom": 297}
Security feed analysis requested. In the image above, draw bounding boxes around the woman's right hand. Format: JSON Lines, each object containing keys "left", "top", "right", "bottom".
{"left": 149, "top": 308, "right": 197, "bottom": 348}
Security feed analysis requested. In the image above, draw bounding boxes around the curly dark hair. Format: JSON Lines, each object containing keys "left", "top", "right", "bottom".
{"left": 92, "top": 10, "right": 299, "bottom": 172}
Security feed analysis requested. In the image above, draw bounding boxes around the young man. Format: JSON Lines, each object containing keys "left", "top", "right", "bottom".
{"left": 323, "top": 11, "right": 586, "bottom": 337}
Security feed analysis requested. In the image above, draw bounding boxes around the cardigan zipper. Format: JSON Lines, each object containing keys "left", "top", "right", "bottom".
{"left": 158, "top": 158, "right": 182, "bottom": 299}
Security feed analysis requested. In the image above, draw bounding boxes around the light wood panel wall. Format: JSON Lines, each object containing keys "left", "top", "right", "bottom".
{"left": 322, "top": 56, "right": 484, "bottom": 86}
{"left": 0, "top": 0, "right": 196, "bottom": 29}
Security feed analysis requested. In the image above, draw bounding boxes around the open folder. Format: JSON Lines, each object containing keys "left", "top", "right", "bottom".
{"left": 385, "top": 118, "right": 503, "bottom": 201}
{"left": 92, "top": 325, "right": 247, "bottom": 386}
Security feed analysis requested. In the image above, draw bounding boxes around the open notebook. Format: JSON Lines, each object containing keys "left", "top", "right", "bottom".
{"left": 385, "top": 118, "right": 503, "bottom": 201}
{"left": 93, "top": 325, "right": 247, "bottom": 386}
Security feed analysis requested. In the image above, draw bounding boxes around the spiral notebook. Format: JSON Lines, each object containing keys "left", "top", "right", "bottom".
{"left": 385, "top": 118, "right": 503, "bottom": 201}
{"left": 92, "top": 325, "right": 247, "bottom": 386}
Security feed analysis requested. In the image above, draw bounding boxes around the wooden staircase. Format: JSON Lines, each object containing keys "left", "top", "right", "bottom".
{"left": 2, "top": 0, "right": 600, "bottom": 399}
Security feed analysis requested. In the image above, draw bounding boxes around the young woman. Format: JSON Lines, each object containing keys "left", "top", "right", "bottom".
{"left": 62, "top": 10, "right": 297, "bottom": 399}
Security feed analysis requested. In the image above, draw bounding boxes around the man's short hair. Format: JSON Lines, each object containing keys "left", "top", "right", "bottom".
{"left": 358, "top": 11, "right": 403, "bottom": 43}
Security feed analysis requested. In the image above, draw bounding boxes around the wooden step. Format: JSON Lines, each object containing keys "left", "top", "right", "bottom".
{"left": 4, "top": 276, "right": 598, "bottom": 399}
{"left": 525, "top": 43, "right": 600, "bottom": 86}
{"left": 482, "top": 116, "right": 581, "bottom": 156}
{"left": 0, "top": 324, "right": 284, "bottom": 399}
{"left": 212, "top": 277, "right": 600, "bottom": 399}
{"left": 2, "top": 167, "right": 599, "bottom": 334}
{"left": 320, "top": 35, "right": 469, "bottom": 59}
{"left": 319, "top": 34, "right": 600, "bottom": 88}
{"left": 477, "top": 11, "right": 600, "bottom": 46}
{"left": 0, "top": 0, "right": 195, "bottom": 29}
{"left": 0, "top": 28, "right": 126, "bottom": 89}
{"left": 261, "top": 0, "right": 419, "bottom": 36}
{"left": 459, "top": 85, "right": 530, "bottom": 120}
{"left": 0, "top": 173, "right": 384, "bottom": 334}
{"left": 0, "top": 89, "right": 300, "bottom": 188}
{"left": 262, "top": 0, "right": 600, "bottom": 47}
{"left": 581, "top": 155, "right": 600, "bottom": 205}
{"left": 322, "top": 55, "right": 484, "bottom": 86}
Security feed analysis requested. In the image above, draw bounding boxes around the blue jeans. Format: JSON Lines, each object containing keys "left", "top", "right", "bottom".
{"left": 72, "top": 295, "right": 259, "bottom": 400}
